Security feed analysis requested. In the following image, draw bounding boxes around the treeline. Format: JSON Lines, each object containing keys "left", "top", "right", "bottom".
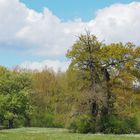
{"left": 0, "top": 33, "right": 140, "bottom": 134}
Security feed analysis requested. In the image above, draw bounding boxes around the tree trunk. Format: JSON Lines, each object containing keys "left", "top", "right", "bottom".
{"left": 91, "top": 100, "right": 98, "bottom": 116}
{"left": 24, "top": 115, "right": 31, "bottom": 127}
{"left": 8, "top": 119, "right": 14, "bottom": 129}
{"left": 101, "top": 68, "right": 112, "bottom": 116}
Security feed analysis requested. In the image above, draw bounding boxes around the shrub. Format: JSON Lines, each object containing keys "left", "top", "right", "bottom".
{"left": 68, "top": 115, "right": 95, "bottom": 133}
{"left": 31, "top": 112, "right": 63, "bottom": 128}
{"left": 68, "top": 114, "right": 140, "bottom": 134}
{"left": 100, "top": 115, "right": 140, "bottom": 134}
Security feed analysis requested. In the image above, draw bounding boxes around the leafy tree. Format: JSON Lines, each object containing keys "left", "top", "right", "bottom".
{"left": 0, "top": 67, "right": 32, "bottom": 128}
{"left": 66, "top": 33, "right": 140, "bottom": 128}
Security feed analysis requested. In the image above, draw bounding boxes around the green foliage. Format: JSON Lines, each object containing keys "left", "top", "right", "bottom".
{"left": 0, "top": 34, "right": 140, "bottom": 134}
{"left": 100, "top": 115, "right": 140, "bottom": 134}
{"left": 68, "top": 115, "right": 95, "bottom": 133}
{"left": 31, "top": 112, "right": 63, "bottom": 128}
{"left": 0, "top": 67, "right": 33, "bottom": 128}
{"left": 68, "top": 114, "right": 140, "bottom": 134}
{"left": 66, "top": 33, "right": 140, "bottom": 134}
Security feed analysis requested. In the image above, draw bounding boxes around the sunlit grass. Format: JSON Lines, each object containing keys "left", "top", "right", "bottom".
{"left": 0, "top": 127, "right": 140, "bottom": 140}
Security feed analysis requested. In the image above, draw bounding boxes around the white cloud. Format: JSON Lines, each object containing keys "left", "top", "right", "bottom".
{"left": 16, "top": 9, "right": 86, "bottom": 56}
{"left": 1, "top": 0, "right": 140, "bottom": 71}
{"left": 90, "top": 2, "right": 140, "bottom": 44}
{"left": 0, "top": 0, "right": 28, "bottom": 42}
{"left": 20, "top": 60, "right": 70, "bottom": 72}
{"left": 1, "top": 0, "right": 140, "bottom": 54}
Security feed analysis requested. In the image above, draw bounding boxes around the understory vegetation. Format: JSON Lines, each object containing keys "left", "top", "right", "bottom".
{"left": 0, "top": 33, "right": 140, "bottom": 134}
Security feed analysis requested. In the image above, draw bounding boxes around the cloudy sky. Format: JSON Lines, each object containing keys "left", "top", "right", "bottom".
{"left": 0, "top": 0, "right": 140, "bottom": 72}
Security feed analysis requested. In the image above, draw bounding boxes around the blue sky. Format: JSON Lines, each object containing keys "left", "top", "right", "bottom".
{"left": 21, "top": 0, "right": 136, "bottom": 21}
{"left": 0, "top": 0, "right": 140, "bottom": 71}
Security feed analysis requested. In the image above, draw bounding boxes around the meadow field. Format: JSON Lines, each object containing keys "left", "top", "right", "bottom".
{"left": 0, "top": 128, "right": 140, "bottom": 140}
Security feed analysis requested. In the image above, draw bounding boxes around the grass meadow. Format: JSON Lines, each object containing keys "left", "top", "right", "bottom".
{"left": 0, "top": 128, "right": 140, "bottom": 140}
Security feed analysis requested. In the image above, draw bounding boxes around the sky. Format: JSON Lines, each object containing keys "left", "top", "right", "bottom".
{"left": 0, "top": 0, "right": 140, "bottom": 71}
{"left": 21, "top": 0, "right": 138, "bottom": 21}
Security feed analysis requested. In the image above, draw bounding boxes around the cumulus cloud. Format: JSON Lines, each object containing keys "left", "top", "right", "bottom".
{"left": 0, "top": 0, "right": 27, "bottom": 41}
{"left": 90, "top": 2, "right": 140, "bottom": 44}
{"left": 20, "top": 60, "right": 70, "bottom": 72}
{"left": 1, "top": 0, "right": 140, "bottom": 71}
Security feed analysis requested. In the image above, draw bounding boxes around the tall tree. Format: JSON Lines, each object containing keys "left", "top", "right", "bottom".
{"left": 0, "top": 67, "right": 32, "bottom": 128}
{"left": 66, "top": 33, "right": 140, "bottom": 121}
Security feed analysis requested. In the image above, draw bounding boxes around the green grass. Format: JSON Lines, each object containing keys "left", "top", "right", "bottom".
{"left": 0, "top": 127, "right": 140, "bottom": 140}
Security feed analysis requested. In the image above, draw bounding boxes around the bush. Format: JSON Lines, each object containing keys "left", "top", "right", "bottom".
{"left": 31, "top": 112, "right": 63, "bottom": 128}
{"left": 68, "top": 114, "right": 140, "bottom": 134}
{"left": 100, "top": 115, "right": 140, "bottom": 134}
{"left": 68, "top": 115, "right": 95, "bottom": 133}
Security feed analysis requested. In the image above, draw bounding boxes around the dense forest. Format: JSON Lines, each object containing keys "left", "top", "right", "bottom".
{"left": 0, "top": 34, "right": 140, "bottom": 134}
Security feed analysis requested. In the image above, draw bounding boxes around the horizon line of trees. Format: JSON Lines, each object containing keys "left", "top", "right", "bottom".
{"left": 0, "top": 33, "right": 140, "bottom": 134}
